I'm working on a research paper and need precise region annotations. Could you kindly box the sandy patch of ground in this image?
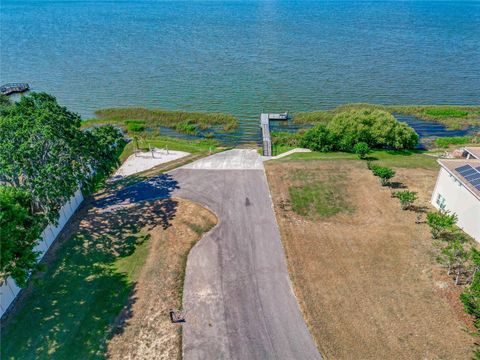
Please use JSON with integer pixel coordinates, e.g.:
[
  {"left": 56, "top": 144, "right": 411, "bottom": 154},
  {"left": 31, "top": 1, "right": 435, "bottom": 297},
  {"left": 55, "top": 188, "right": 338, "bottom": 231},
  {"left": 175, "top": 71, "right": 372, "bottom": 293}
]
[
  {"left": 265, "top": 159, "right": 475, "bottom": 359},
  {"left": 114, "top": 149, "right": 189, "bottom": 178},
  {"left": 107, "top": 199, "right": 216, "bottom": 360}
]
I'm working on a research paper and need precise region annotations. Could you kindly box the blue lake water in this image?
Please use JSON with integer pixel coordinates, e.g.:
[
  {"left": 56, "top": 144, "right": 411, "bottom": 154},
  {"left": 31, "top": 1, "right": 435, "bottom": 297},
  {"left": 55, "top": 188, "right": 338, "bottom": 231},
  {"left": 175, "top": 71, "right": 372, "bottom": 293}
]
[{"left": 1, "top": 0, "right": 479, "bottom": 142}]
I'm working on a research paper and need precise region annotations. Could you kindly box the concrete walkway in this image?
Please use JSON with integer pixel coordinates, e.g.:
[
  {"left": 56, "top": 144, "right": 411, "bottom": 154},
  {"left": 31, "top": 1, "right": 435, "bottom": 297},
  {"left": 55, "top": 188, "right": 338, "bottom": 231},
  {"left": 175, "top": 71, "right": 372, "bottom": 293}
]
[
  {"left": 261, "top": 148, "right": 311, "bottom": 161},
  {"left": 170, "top": 149, "right": 321, "bottom": 359}
]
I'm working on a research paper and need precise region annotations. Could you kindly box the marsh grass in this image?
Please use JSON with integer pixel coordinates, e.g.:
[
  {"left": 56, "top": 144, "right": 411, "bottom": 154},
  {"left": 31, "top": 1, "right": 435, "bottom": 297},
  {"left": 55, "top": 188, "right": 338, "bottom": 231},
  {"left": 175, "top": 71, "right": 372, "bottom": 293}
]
[
  {"left": 293, "top": 103, "right": 480, "bottom": 130},
  {"left": 173, "top": 122, "right": 198, "bottom": 135},
  {"left": 435, "top": 135, "right": 479, "bottom": 148},
  {"left": 87, "top": 107, "right": 238, "bottom": 134}
]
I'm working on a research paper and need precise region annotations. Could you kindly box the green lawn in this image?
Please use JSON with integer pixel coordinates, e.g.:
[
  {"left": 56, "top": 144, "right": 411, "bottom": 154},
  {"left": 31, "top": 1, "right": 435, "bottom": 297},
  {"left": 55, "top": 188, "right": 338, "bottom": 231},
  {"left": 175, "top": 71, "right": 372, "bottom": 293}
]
[
  {"left": 280, "top": 150, "right": 439, "bottom": 170},
  {"left": 288, "top": 169, "right": 353, "bottom": 218},
  {"left": 0, "top": 205, "right": 153, "bottom": 360}
]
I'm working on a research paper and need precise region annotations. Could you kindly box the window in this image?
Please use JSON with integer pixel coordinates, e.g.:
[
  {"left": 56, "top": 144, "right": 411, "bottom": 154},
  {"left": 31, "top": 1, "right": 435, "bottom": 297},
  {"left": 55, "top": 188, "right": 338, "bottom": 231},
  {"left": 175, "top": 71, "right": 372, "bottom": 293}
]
[{"left": 436, "top": 193, "right": 446, "bottom": 210}]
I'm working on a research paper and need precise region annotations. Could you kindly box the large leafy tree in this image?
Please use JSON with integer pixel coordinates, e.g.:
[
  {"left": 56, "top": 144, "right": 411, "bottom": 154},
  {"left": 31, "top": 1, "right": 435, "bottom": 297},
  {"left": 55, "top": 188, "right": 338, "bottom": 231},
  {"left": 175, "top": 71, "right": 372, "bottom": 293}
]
[
  {"left": 0, "top": 186, "right": 43, "bottom": 286},
  {"left": 84, "top": 125, "right": 124, "bottom": 182},
  {"left": 327, "top": 109, "right": 419, "bottom": 150},
  {"left": 0, "top": 93, "right": 92, "bottom": 221},
  {"left": 0, "top": 93, "right": 124, "bottom": 285},
  {"left": 299, "top": 108, "right": 419, "bottom": 152}
]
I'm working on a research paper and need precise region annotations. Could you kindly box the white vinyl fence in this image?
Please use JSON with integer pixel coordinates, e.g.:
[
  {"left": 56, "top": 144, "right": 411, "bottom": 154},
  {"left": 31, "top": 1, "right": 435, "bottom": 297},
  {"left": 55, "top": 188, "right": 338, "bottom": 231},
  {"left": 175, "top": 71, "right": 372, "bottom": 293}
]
[{"left": 0, "top": 188, "right": 84, "bottom": 318}]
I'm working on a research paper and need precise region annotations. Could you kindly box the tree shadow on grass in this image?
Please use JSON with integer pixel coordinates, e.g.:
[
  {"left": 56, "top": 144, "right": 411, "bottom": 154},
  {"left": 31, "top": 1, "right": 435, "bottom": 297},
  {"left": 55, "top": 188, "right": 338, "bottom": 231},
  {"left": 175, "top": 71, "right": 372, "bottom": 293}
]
[
  {"left": 388, "top": 181, "right": 407, "bottom": 189},
  {"left": 410, "top": 204, "right": 430, "bottom": 214},
  {"left": 0, "top": 176, "right": 180, "bottom": 360}
]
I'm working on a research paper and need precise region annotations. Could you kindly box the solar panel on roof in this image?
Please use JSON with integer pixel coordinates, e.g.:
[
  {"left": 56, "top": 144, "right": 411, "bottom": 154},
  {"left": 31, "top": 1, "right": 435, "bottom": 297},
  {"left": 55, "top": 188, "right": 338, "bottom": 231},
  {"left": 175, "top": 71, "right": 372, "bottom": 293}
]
[
  {"left": 456, "top": 165, "right": 472, "bottom": 172},
  {"left": 454, "top": 164, "right": 480, "bottom": 193},
  {"left": 462, "top": 169, "right": 477, "bottom": 177},
  {"left": 465, "top": 173, "right": 480, "bottom": 181},
  {"left": 456, "top": 165, "right": 477, "bottom": 176}
]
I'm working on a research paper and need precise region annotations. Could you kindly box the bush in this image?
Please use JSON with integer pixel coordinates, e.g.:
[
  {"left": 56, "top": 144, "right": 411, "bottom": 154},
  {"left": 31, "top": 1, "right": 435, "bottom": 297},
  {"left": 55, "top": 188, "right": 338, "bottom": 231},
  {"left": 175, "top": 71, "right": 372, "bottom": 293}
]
[
  {"left": 353, "top": 142, "right": 370, "bottom": 159},
  {"left": 393, "top": 190, "right": 418, "bottom": 210},
  {"left": 461, "top": 248, "right": 480, "bottom": 329},
  {"left": 298, "top": 108, "right": 419, "bottom": 153},
  {"left": 300, "top": 124, "right": 335, "bottom": 152},
  {"left": 0, "top": 186, "right": 43, "bottom": 286},
  {"left": 370, "top": 165, "right": 396, "bottom": 186},
  {"left": 426, "top": 211, "right": 458, "bottom": 239},
  {"left": 327, "top": 109, "right": 419, "bottom": 151}
]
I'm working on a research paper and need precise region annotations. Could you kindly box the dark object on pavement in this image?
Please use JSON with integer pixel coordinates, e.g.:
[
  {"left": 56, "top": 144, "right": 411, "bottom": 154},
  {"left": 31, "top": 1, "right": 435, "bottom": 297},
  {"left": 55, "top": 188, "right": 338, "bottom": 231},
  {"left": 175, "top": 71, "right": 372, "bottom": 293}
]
[{"left": 170, "top": 308, "right": 185, "bottom": 323}]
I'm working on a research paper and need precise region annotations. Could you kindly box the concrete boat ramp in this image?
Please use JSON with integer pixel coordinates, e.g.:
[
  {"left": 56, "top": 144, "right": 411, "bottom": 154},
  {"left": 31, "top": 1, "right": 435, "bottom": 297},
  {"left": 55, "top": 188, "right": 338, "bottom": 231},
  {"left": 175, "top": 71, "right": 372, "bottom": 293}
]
[{"left": 170, "top": 149, "right": 321, "bottom": 359}]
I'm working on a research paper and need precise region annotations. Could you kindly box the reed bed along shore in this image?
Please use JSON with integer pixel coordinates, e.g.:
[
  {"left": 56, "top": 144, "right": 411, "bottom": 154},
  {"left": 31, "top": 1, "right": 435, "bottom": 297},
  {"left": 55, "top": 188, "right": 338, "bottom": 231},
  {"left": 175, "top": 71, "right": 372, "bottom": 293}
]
[
  {"left": 84, "top": 107, "right": 238, "bottom": 134},
  {"left": 294, "top": 104, "right": 480, "bottom": 130}
]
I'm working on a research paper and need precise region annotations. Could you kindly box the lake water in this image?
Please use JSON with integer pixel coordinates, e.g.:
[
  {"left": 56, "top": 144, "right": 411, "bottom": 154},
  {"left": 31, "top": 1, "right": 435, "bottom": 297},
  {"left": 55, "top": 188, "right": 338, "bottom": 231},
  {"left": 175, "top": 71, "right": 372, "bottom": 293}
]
[{"left": 1, "top": 0, "right": 479, "bottom": 142}]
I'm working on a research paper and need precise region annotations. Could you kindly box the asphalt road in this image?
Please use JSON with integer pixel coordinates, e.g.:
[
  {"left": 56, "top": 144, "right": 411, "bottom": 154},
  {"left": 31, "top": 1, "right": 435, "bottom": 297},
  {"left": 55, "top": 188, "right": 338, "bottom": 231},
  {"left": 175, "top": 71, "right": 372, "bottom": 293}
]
[{"left": 170, "top": 150, "right": 321, "bottom": 360}]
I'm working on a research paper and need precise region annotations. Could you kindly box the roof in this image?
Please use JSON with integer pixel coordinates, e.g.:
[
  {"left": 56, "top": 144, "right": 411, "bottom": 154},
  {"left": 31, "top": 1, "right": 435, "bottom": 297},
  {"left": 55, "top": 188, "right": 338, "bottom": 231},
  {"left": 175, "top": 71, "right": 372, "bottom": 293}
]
[
  {"left": 438, "top": 158, "right": 480, "bottom": 201},
  {"left": 464, "top": 147, "right": 480, "bottom": 160}
]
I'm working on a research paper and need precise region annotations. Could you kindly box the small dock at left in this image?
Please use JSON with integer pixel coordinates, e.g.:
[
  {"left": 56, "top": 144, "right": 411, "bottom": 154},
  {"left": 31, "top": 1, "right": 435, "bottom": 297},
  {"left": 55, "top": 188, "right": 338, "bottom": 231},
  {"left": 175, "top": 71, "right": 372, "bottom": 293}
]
[{"left": 0, "top": 83, "right": 30, "bottom": 96}]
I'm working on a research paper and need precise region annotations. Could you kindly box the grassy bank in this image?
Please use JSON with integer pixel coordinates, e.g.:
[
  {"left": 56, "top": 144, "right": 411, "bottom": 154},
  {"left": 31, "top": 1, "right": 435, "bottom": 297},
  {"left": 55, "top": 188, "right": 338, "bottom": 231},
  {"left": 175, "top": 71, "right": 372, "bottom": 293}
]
[
  {"left": 84, "top": 107, "right": 238, "bottom": 135},
  {"left": 276, "top": 149, "right": 439, "bottom": 170},
  {"left": 434, "top": 135, "right": 480, "bottom": 148},
  {"left": 288, "top": 169, "right": 353, "bottom": 218},
  {"left": 294, "top": 103, "right": 480, "bottom": 130}
]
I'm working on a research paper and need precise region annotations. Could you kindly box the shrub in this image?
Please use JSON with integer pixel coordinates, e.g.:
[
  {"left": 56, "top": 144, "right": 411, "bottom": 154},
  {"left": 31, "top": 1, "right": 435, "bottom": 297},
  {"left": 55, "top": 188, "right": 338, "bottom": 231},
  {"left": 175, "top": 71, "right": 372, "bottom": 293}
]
[
  {"left": 299, "top": 124, "right": 335, "bottom": 152},
  {"left": 426, "top": 210, "right": 458, "bottom": 239},
  {"left": 370, "top": 165, "right": 396, "bottom": 186},
  {"left": 0, "top": 186, "right": 43, "bottom": 286},
  {"left": 353, "top": 142, "right": 370, "bottom": 159},
  {"left": 327, "top": 109, "right": 419, "bottom": 150},
  {"left": 393, "top": 190, "right": 418, "bottom": 210},
  {"left": 461, "top": 247, "right": 480, "bottom": 329}
]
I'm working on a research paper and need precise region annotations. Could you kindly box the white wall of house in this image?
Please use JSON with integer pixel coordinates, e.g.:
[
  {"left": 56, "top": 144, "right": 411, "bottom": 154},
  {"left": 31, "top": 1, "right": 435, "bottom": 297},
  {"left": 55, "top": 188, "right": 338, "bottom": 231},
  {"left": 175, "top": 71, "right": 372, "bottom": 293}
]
[
  {"left": 431, "top": 167, "right": 480, "bottom": 242},
  {"left": 0, "top": 188, "right": 84, "bottom": 318}
]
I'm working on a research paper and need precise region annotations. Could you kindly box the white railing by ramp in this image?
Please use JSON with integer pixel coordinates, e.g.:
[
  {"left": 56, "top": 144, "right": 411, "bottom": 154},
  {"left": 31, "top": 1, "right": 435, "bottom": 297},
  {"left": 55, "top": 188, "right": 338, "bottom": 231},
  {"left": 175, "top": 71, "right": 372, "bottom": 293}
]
[{"left": 0, "top": 189, "right": 84, "bottom": 318}]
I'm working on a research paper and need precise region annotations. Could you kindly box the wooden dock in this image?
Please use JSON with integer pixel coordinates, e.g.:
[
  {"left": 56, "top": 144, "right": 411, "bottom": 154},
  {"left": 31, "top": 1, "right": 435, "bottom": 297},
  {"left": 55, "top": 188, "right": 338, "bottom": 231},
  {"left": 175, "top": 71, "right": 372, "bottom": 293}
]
[
  {"left": 261, "top": 114, "right": 271, "bottom": 156},
  {"left": 260, "top": 112, "right": 289, "bottom": 156},
  {"left": 0, "top": 83, "right": 29, "bottom": 96}
]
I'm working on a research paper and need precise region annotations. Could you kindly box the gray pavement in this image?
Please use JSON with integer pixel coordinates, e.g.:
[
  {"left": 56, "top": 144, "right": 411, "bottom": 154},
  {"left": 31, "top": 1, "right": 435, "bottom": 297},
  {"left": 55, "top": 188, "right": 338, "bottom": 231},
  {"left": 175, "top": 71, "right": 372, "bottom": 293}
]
[{"left": 170, "top": 150, "right": 321, "bottom": 360}]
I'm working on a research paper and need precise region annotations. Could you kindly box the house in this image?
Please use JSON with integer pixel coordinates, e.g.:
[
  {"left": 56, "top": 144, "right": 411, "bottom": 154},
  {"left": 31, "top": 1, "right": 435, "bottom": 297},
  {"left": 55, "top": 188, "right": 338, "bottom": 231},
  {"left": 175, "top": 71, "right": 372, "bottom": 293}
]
[{"left": 431, "top": 147, "right": 480, "bottom": 242}]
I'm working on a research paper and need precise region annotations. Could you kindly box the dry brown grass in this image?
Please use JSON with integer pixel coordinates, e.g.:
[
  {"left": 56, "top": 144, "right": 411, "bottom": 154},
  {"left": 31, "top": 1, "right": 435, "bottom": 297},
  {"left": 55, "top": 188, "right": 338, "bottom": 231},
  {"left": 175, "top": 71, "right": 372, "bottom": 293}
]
[
  {"left": 265, "top": 159, "right": 475, "bottom": 359},
  {"left": 107, "top": 200, "right": 216, "bottom": 360}
]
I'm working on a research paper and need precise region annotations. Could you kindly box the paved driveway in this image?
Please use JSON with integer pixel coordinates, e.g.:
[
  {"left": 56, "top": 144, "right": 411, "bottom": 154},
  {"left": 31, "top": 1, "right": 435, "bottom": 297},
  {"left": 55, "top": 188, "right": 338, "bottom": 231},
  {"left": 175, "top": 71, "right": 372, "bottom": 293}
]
[{"left": 169, "top": 150, "right": 321, "bottom": 360}]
